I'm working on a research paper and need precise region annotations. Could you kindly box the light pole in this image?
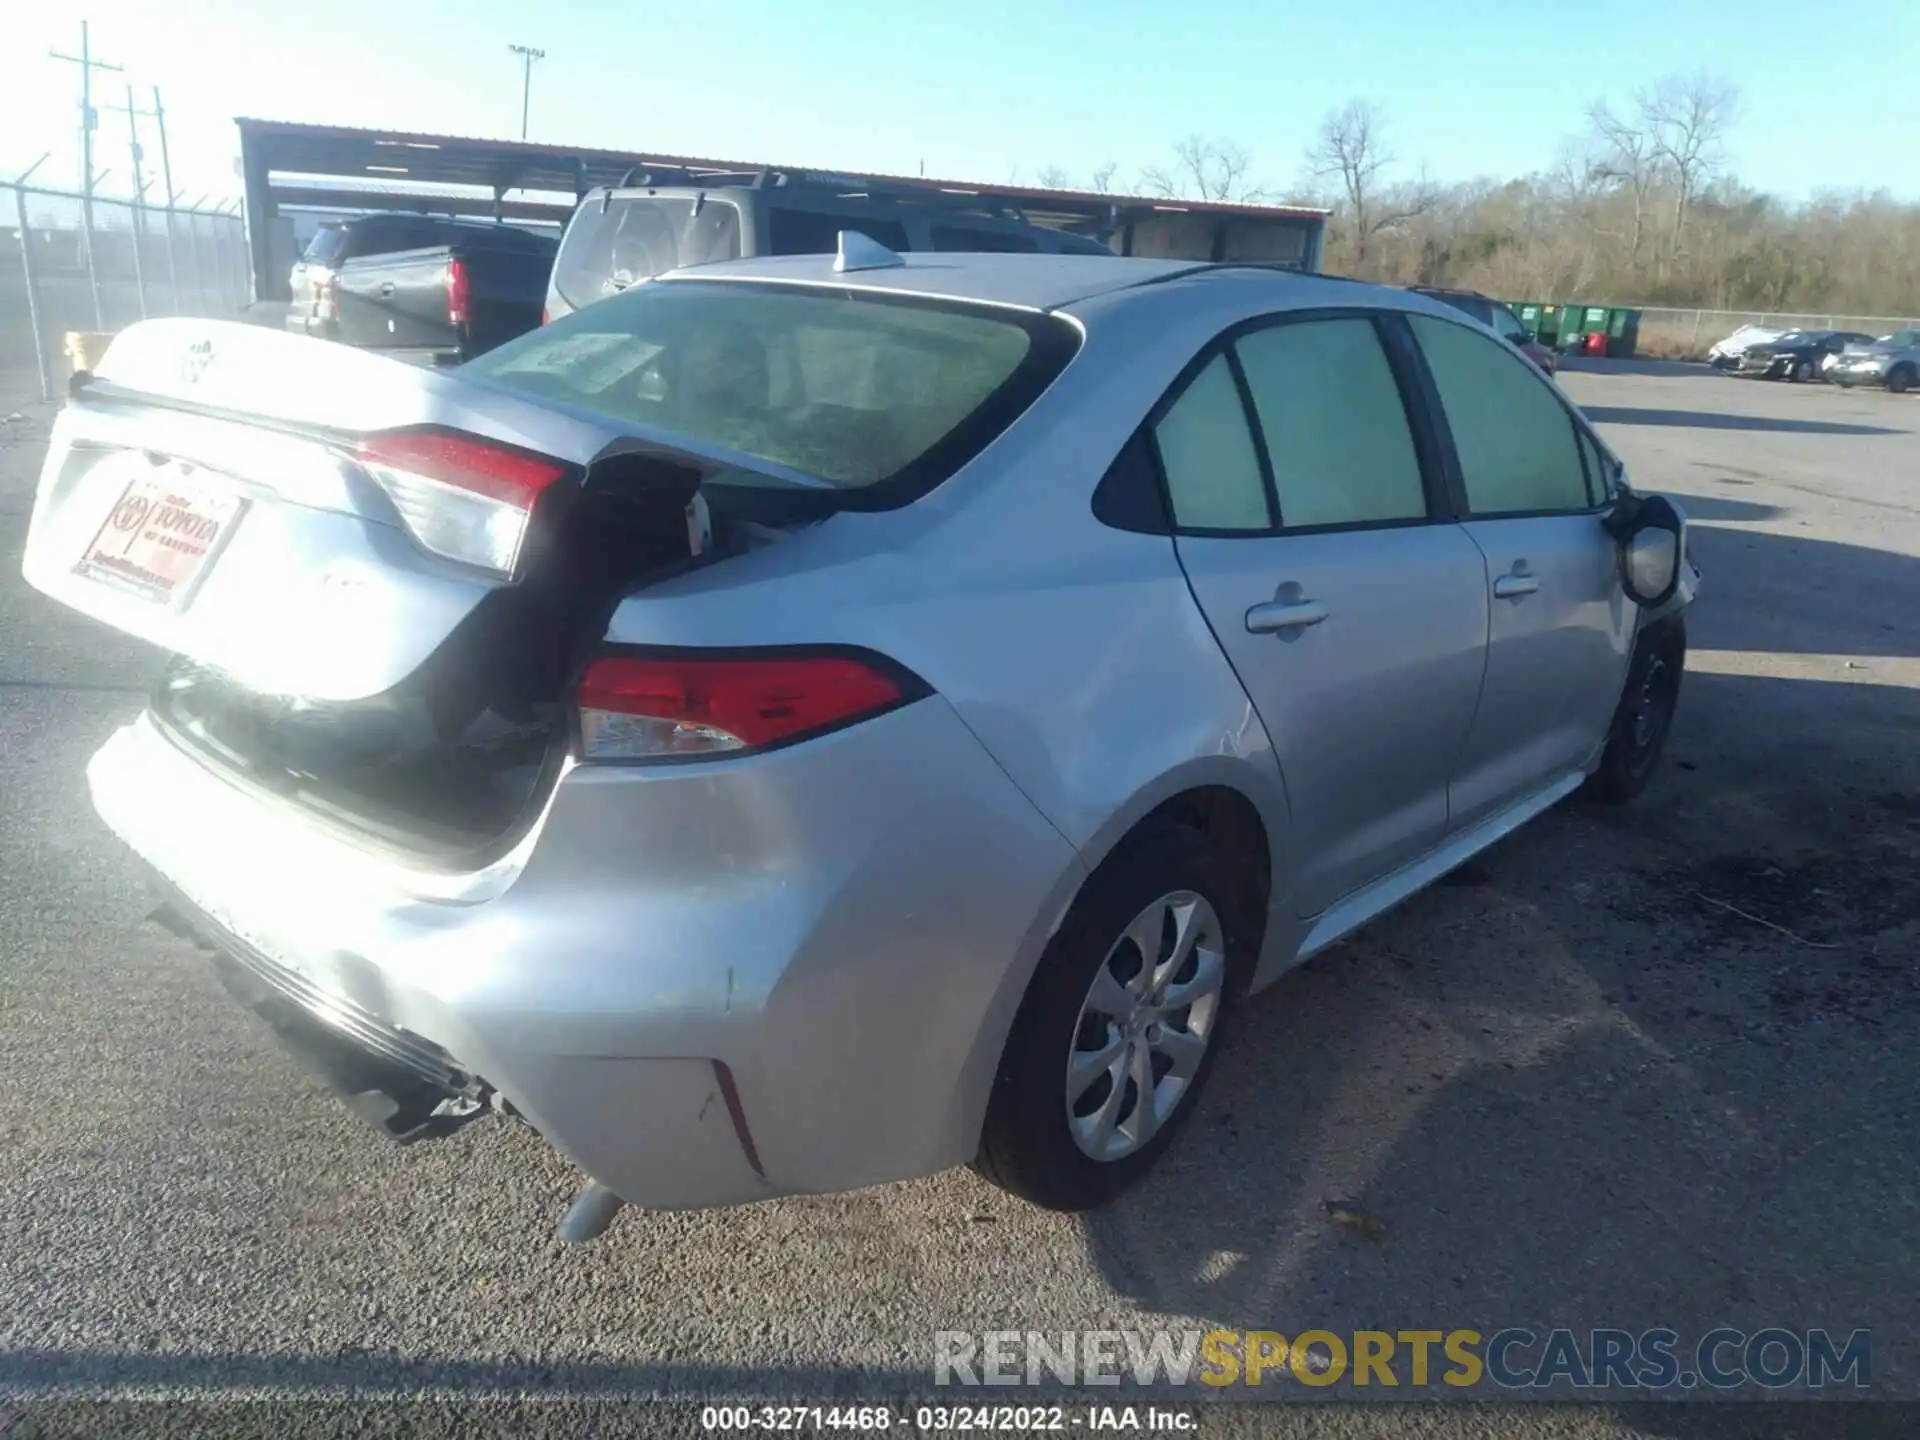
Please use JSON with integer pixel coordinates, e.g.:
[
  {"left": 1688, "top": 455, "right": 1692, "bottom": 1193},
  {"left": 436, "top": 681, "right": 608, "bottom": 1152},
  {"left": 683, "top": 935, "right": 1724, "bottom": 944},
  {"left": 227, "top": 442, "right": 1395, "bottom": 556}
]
[{"left": 508, "top": 44, "right": 545, "bottom": 141}]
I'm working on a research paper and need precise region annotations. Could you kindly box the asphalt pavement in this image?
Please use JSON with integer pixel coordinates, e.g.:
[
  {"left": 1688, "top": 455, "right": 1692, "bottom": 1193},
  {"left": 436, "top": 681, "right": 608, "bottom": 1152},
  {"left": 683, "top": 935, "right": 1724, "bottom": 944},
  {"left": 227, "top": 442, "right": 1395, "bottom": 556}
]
[{"left": 1, "top": 361, "right": 1916, "bottom": 1431}]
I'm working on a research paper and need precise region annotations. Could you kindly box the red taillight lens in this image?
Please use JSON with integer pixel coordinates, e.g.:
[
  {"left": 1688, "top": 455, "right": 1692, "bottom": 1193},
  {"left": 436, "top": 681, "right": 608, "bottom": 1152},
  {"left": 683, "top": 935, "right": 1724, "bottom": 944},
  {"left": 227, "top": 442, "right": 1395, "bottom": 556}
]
[
  {"left": 541, "top": 304, "right": 551, "bottom": 326},
  {"left": 574, "top": 652, "right": 916, "bottom": 761},
  {"left": 355, "top": 429, "right": 568, "bottom": 575},
  {"left": 447, "top": 256, "right": 471, "bottom": 327}
]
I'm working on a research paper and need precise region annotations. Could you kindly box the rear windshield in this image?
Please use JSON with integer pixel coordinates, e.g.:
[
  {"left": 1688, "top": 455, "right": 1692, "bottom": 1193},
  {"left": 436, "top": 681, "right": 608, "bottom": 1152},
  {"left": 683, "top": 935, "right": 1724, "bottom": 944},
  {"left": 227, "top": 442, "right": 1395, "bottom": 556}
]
[
  {"left": 553, "top": 197, "right": 743, "bottom": 308},
  {"left": 464, "top": 279, "right": 1078, "bottom": 502}
]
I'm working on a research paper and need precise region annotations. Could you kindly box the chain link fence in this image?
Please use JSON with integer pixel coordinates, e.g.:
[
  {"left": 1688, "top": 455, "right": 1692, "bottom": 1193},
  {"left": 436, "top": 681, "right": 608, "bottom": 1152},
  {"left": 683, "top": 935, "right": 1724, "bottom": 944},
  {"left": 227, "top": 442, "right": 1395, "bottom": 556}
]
[
  {"left": 1630, "top": 307, "right": 1920, "bottom": 359},
  {"left": 2, "top": 182, "right": 251, "bottom": 402}
]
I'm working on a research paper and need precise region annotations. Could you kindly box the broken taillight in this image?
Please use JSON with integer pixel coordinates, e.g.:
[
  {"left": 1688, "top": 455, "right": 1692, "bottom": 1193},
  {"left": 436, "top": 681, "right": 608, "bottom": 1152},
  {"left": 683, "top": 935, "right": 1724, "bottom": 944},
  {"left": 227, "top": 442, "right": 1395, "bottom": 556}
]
[
  {"left": 574, "top": 650, "right": 922, "bottom": 762},
  {"left": 355, "top": 429, "right": 568, "bottom": 577}
]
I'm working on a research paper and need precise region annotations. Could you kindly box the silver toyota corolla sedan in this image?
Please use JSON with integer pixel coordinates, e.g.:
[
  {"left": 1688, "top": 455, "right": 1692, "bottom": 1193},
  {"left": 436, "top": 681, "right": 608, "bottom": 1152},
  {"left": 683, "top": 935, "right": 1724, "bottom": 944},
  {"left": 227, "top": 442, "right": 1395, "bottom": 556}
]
[{"left": 23, "top": 243, "right": 1697, "bottom": 1235}]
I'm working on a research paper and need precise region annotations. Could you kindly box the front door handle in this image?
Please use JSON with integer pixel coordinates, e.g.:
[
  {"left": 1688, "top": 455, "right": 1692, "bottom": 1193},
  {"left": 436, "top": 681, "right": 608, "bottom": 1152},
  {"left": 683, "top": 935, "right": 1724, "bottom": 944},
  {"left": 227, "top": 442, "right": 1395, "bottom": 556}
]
[
  {"left": 1493, "top": 573, "right": 1540, "bottom": 599},
  {"left": 1246, "top": 598, "right": 1329, "bottom": 634}
]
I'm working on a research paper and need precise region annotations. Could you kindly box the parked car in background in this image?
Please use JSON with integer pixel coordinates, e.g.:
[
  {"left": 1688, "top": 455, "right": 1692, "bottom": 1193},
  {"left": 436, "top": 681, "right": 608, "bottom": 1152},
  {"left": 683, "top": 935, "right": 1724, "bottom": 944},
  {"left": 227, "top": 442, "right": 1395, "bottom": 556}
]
[
  {"left": 1728, "top": 330, "right": 1877, "bottom": 382},
  {"left": 23, "top": 250, "right": 1697, "bottom": 1226},
  {"left": 1829, "top": 330, "right": 1920, "bottom": 394},
  {"left": 544, "top": 167, "right": 1112, "bottom": 322},
  {"left": 1411, "top": 288, "right": 1557, "bottom": 376},
  {"left": 1707, "top": 324, "right": 1783, "bottom": 369},
  {"left": 290, "top": 214, "right": 558, "bottom": 362}
]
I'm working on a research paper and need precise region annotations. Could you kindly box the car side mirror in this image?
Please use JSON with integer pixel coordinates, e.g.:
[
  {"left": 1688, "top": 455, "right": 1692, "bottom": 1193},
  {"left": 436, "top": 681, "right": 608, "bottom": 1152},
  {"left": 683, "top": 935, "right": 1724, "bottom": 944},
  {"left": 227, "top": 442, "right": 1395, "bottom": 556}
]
[{"left": 1604, "top": 492, "right": 1685, "bottom": 608}]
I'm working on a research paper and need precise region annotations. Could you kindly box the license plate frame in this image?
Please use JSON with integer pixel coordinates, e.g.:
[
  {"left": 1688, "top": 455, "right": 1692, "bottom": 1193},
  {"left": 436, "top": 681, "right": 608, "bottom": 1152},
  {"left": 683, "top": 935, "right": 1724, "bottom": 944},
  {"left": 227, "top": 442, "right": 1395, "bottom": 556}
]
[{"left": 74, "top": 465, "right": 248, "bottom": 610}]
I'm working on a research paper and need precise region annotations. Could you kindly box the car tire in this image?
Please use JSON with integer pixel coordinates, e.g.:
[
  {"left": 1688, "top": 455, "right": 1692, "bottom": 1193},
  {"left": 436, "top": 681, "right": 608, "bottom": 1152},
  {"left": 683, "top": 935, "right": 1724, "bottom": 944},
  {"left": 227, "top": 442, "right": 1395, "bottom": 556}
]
[
  {"left": 1790, "top": 359, "right": 1813, "bottom": 382},
  {"left": 974, "top": 823, "right": 1249, "bottom": 1211},
  {"left": 1582, "top": 617, "right": 1686, "bottom": 805},
  {"left": 1889, "top": 366, "right": 1915, "bottom": 395}
]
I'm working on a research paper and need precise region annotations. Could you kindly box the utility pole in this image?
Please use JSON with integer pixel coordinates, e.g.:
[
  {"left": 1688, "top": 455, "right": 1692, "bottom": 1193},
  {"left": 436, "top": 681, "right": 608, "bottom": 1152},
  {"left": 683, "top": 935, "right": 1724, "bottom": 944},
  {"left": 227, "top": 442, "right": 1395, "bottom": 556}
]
[
  {"left": 508, "top": 44, "right": 545, "bottom": 141},
  {"left": 151, "top": 88, "right": 181, "bottom": 310},
  {"left": 108, "top": 83, "right": 157, "bottom": 317},
  {"left": 50, "top": 20, "right": 123, "bottom": 328}
]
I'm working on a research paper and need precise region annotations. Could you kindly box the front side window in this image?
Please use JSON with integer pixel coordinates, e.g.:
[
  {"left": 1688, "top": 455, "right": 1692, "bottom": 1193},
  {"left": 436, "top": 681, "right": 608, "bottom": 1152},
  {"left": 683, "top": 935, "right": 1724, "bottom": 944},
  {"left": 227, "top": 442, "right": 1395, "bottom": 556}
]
[
  {"left": 1491, "top": 306, "right": 1529, "bottom": 342},
  {"left": 1151, "top": 354, "right": 1271, "bottom": 531},
  {"left": 1232, "top": 318, "right": 1428, "bottom": 529},
  {"left": 464, "top": 280, "right": 1073, "bottom": 496},
  {"left": 1410, "top": 314, "right": 1591, "bottom": 516}
]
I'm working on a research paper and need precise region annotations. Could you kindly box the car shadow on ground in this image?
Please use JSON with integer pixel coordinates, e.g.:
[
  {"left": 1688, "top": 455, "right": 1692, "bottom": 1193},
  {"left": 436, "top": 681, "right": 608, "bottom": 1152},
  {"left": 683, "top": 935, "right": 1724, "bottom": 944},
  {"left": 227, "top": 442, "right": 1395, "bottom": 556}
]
[
  {"left": 1580, "top": 407, "right": 1905, "bottom": 437},
  {"left": 1080, "top": 658, "right": 1920, "bottom": 1396}
]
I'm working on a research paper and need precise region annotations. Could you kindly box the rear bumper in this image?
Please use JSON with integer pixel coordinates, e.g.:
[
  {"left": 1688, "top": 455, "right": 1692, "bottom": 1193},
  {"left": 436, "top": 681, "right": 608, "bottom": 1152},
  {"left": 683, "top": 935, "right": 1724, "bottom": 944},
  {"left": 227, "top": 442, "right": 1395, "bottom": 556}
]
[{"left": 89, "top": 699, "right": 1081, "bottom": 1210}]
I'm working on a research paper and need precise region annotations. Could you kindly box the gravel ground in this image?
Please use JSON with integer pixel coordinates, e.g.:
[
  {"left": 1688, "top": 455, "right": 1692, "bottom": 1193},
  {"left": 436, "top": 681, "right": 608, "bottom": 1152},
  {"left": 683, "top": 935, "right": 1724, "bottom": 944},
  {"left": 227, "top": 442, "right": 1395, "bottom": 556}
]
[{"left": 0, "top": 359, "right": 1915, "bottom": 1433}]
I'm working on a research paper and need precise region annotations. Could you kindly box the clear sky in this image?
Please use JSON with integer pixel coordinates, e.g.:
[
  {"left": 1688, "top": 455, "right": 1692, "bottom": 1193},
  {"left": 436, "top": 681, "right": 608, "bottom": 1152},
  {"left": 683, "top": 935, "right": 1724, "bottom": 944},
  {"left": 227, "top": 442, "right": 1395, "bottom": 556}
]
[{"left": 6, "top": 0, "right": 1916, "bottom": 206}]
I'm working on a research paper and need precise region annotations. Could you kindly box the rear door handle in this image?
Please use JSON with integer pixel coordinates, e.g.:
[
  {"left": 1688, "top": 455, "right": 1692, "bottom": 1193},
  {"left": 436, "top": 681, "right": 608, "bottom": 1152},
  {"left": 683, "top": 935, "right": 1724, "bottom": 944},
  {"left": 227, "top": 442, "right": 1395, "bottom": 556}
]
[
  {"left": 1493, "top": 574, "right": 1539, "bottom": 599},
  {"left": 1246, "top": 599, "right": 1329, "bottom": 634}
]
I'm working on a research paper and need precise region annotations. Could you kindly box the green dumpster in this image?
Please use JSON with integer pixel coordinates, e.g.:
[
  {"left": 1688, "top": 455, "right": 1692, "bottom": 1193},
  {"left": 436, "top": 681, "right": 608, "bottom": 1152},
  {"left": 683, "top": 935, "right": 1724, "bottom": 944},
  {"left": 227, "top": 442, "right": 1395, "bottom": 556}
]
[
  {"left": 1514, "top": 302, "right": 1545, "bottom": 341},
  {"left": 1562, "top": 305, "right": 1612, "bottom": 351},
  {"left": 1533, "top": 303, "right": 1569, "bottom": 347},
  {"left": 1605, "top": 308, "right": 1641, "bottom": 358}
]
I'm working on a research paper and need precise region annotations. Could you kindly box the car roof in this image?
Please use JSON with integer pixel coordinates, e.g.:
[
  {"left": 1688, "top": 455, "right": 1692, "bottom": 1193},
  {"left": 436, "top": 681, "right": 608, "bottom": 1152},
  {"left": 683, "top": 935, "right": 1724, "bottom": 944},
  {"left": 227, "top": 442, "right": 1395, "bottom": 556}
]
[{"left": 653, "top": 251, "right": 1384, "bottom": 314}]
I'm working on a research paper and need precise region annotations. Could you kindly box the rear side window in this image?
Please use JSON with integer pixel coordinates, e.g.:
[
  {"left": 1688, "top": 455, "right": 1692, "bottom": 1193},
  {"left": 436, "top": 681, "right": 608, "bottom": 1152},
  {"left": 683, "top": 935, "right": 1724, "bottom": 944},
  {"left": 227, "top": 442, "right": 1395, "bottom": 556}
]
[
  {"left": 930, "top": 226, "right": 1039, "bottom": 253},
  {"left": 463, "top": 280, "right": 1077, "bottom": 499},
  {"left": 1411, "top": 314, "right": 1591, "bottom": 516},
  {"left": 767, "top": 208, "right": 910, "bottom": 256},
  {"left": 553, "top": 198, "right": 743, "bottom": 308},
  {"left": 1152, "top": 355, "right": 1271, "bottom": 531},
  {"left": 1233, "top": 319, "right": 1427, "bottom": 529}
]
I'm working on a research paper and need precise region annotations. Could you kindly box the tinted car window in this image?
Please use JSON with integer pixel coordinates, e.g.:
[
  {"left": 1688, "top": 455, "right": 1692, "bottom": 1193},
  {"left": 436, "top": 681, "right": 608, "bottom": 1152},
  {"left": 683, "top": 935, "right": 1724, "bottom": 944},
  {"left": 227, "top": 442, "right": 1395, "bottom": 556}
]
[
  {"left": 1233, "top": 319, "right": 1427, "bottom": 529},
  {"left": 465, "top": 280, "right": 1069, "bottom": 494},
  {"left": 553, "top": 197, "right": 743, "bottom": 308},
  {"left": 1411, "top": 314, "right": 1590, "bottom": 516},
  {"left": 1152, "top": 354, "right": 1271, "bottom": 532},
  {"left": 1490, "top": 306, "right": 1529, "bottom": 342},
  {"left": 767, "top": 208, "right": 910, "bottom": 256},
  {"left": 300, "top": 226, "right": 346, "bottom": 267},
  {"left": 929, "top": 225, "right": 1040, "bottom": 253}
]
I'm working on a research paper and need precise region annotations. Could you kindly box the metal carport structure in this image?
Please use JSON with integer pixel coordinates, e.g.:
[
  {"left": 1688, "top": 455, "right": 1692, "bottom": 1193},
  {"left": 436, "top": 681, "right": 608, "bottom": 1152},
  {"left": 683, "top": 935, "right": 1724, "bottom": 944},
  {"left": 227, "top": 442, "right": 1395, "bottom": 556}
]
[{"left": 237, "top": 118, "right": 1329, "bottom": 302}]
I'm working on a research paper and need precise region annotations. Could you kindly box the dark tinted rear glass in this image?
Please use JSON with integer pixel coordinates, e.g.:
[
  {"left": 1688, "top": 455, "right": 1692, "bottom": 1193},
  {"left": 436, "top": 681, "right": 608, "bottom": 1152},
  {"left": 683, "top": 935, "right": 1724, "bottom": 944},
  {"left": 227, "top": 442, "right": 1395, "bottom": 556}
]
[
  {"left": 767, "top": 208, "right": 909, "bottom": 256},
  {"left": 929, "top": 225, "right": 1040, "bottom": 253},
  {"left": 553, "top": 197, "right": 742, "bottom": 308},
  {"left": 1426, "top": 291, "right": 1493, "bottom": 326}
]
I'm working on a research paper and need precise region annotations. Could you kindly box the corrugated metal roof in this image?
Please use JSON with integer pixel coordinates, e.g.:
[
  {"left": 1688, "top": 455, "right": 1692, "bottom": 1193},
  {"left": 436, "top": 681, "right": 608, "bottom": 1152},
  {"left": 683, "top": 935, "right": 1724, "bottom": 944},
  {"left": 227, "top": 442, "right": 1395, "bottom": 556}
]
[{"left": 235, "top": 118, "right": 1331, "bottom": 223}]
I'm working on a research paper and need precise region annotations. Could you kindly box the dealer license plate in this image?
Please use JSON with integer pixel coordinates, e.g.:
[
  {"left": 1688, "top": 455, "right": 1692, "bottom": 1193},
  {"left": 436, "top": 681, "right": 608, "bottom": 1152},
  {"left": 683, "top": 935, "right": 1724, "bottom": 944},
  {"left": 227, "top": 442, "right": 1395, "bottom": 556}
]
[{"left": 74, "top": 467, "right": 246, "bottom": 608}]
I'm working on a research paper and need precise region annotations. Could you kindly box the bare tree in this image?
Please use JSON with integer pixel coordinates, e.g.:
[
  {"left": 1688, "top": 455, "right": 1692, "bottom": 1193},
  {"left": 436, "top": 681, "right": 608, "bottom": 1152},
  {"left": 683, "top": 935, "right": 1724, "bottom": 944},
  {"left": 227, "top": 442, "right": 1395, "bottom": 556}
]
[
  {"left": 1643, "top": 73, "right": 1739, "bottom": 248},
  {"left": 1090, "top": 161, "right": 1118, "bottom": 194},
  {"left": 1141, "top": 135, "right": 1263, "bottom": 203},
  {"left": 1306, "top": 100, "right": 1430, "bottom": 272},
  {"left": 1586, "top": 99, "right": 1660, "bottom": 265},
  {"left": 1035, "top": 164, "right": 1072, "bottom": 190}
]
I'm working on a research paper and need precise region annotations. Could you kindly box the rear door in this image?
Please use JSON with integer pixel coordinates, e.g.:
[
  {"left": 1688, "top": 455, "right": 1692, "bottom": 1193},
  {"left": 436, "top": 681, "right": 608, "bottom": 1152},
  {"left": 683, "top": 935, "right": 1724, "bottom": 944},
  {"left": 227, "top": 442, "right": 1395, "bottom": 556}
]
[
  {"left": 1160, "top": 310, "right": 1491, "bottom": 917},
  {"left": 1404, "top": 312, "right": 1633, "bottom": 829}
]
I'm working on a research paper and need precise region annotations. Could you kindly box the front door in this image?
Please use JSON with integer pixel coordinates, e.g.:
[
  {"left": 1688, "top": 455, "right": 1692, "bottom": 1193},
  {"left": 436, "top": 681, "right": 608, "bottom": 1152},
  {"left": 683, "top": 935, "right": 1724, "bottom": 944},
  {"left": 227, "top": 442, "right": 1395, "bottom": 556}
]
[
  {"left": 1157, "top": 313, "right": 1492, "bottom": 917},
  {"left": 1404, "top": 313, "right": 1636, "bottom": 829}
]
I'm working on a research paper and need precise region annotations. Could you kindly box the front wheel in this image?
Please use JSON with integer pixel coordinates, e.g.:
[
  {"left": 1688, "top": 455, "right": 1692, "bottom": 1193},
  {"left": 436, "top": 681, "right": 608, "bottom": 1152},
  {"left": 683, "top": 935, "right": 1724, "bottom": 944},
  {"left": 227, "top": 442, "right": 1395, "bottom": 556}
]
[
  {"left": 1583, "top": 619, "right": 1686, "bottom": 805},
  {"left": 1791, "top": 360, "right": 1814, "bottom": 383},
  {"left": 974, "top": 824, "right": 1247, "bottom": 1211},
  {"left": 1889, "top": 366, "right": 1915, "bottom": 395}
]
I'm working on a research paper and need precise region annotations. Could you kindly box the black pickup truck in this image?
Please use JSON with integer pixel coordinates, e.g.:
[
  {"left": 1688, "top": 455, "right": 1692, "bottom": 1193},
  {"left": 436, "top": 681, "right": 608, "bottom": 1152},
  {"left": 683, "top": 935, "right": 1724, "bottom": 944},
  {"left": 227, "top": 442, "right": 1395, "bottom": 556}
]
[{"left": 288, "top": 215, "right": 558, "bottom": 365}]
